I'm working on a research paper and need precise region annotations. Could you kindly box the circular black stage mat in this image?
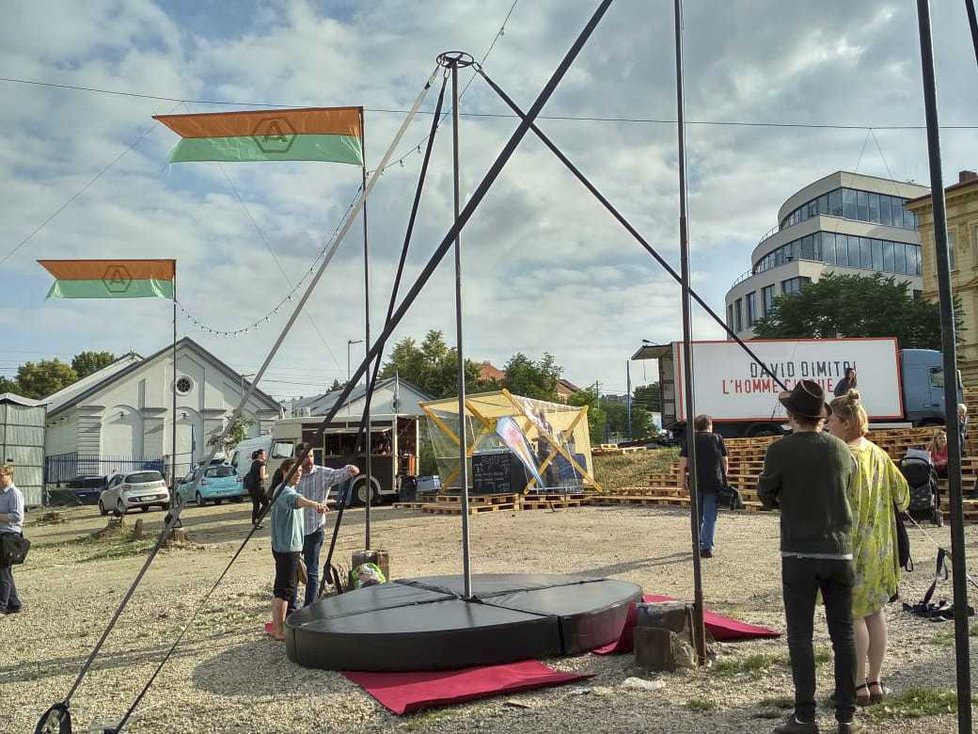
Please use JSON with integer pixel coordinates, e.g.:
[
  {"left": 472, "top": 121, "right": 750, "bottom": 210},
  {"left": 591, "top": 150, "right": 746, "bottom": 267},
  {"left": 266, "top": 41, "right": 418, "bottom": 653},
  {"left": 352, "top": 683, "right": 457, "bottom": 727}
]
[{"left": 286, "top": 573, "right": 642, "bottom": 671}]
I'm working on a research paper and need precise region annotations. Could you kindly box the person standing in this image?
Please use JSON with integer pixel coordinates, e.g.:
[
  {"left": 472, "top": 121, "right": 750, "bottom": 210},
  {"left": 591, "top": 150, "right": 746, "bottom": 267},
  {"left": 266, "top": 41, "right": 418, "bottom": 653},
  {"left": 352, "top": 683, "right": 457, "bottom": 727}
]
[
  {"left": 678, "top": 414, "right": 728, "bottom": 558},
  {"left": 294, "top": 445, "right": 359, "bottom": 606},
  {"left": 957, "top": 403, "right": 968, "bottom": 457},
  {"left": 0, "top": 464, "right": 25, "bottom": 615},
  {"left": 828, "top": 390, "right": 910, "bottom": 707},
  {"left": 757, "top": 380, "right": 861, "bottom": 734},
  {"left": 246, "top": 449, "right": 269, "bottom": 528},
  {"left": 834, "top": 368, "right": 857, "bottom": 398},
  {"left": 268, "top": 458, "right": 328, "bottom": 641}
]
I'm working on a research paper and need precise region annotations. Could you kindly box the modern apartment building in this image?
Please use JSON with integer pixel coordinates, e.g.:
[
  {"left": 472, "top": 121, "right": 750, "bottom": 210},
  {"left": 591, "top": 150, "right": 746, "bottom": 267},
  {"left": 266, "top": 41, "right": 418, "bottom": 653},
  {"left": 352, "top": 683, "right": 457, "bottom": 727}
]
[{"left": 724, "top": 172, "right": 929, "bottom": 339}]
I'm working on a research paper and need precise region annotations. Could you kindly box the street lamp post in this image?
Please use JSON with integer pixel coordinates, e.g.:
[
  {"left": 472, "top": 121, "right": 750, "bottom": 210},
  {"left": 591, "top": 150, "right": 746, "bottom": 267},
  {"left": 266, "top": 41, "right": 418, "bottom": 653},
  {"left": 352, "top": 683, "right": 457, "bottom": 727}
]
[{"left": 347, "top": 339, "right": 364, "bottom": 416}]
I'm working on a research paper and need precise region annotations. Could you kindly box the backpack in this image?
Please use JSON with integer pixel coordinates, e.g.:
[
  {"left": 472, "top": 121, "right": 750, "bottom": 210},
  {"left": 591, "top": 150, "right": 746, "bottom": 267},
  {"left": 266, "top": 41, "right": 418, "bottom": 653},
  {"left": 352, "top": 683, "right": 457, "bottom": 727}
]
[
  {"left": 903, "top": 548, "right": 975, "bottom": 620},
  {"left": 0, "top": 532, "right": 30, "bottom": 565},
  {"left": 348, "top": 562, "right": 386, "bottom": 589},
  {"left": 895, "top": 508, "right": 912, "bottom": 571}
]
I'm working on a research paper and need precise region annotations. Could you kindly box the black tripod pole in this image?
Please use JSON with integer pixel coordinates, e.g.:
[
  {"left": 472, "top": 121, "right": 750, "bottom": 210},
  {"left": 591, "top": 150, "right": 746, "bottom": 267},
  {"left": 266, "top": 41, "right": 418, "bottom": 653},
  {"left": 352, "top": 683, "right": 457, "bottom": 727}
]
[
  {"left": 674, "top": 0, "right": 707, "bottom": 666},
  {"left": 967, "top": 0, "right": 978, "bottom": 70},
  {"left": 915, "top": 3, "right": 972, "bottom": 731},
  {"left": 438, "top": 51, "right": 475, "bottom": 598}
]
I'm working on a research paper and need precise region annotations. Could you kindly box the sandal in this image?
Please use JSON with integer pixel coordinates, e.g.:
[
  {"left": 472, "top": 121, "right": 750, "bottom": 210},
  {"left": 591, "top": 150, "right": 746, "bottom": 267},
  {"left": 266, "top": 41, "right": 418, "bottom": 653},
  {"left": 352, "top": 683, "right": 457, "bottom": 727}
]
[
  {"left": 868, "top": 680, "right": 887, "bottom": 704},
  {"left": 856, "top": 682, "right": 871, "bottom": 707}
]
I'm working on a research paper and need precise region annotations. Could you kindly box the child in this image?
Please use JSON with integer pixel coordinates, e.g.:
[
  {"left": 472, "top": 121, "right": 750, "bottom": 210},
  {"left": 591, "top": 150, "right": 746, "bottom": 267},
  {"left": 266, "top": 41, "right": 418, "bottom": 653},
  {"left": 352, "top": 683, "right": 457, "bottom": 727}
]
[{"left": 268, "top": 458, "right": 328, "bottom": 641}]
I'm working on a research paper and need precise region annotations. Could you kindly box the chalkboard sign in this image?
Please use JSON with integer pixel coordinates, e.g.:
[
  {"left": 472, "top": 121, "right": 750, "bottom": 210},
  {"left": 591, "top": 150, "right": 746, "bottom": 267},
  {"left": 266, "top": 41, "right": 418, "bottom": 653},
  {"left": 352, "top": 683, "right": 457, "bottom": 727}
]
[{"left": 472, "top": 452, "right": 511, "bottom": 494}]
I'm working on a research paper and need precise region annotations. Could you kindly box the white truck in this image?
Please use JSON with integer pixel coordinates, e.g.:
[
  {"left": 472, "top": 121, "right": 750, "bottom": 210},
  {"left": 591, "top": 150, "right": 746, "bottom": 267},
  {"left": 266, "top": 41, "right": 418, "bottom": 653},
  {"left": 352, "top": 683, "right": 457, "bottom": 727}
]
[{"left": 632, "top": 337, "right": 954, "bottom": 438}]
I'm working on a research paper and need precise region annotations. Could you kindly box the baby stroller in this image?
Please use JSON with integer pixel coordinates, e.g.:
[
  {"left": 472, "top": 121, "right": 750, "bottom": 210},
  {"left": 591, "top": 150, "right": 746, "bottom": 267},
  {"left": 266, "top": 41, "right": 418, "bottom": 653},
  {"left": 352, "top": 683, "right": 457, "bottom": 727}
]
[{"left": 898, "top": 453, "right": 943, "bottom": 527}]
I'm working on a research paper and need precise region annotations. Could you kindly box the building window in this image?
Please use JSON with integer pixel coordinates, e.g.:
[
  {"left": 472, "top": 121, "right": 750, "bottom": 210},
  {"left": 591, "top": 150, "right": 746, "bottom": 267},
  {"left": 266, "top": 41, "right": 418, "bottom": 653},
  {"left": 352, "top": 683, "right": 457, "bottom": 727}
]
[
  {"left": 746, "top": 291, "right": 758, "bottom": 326},
  {"left": 781, "top": 277, "right": 811, "bottom": 295},
  {"left": 734, "top": 298, "right": 743, "bottom": 332},
  {"left": 727, "top": 304, "right": 734, "bottom": 330},
  {"left": 780, "top": 187, "right": 917, "bottom": 232},
  {"left": 175, "top": 376, "right": 194, "bottom": 395},
  {"left": 762, "top": 284, "right": 776, "bottom": 315}
]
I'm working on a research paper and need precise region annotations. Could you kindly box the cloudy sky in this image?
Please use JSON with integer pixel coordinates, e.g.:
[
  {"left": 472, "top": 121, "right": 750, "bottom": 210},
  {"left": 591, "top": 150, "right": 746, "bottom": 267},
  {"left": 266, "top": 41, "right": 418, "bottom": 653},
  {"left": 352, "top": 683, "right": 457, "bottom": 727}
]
[{"left": 2, "top": 0, "right": 978, "bottom": 400}]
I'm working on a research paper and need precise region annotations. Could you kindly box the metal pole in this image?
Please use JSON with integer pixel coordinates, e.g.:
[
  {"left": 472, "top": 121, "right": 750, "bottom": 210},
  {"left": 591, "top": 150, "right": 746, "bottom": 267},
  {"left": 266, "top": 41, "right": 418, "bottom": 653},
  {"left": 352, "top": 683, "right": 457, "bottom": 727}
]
[
  {"left": 966, "top": 0, "right": 978, "bottom": 69},
  {"left": 626, "top": 360, "right": 632, "bottom": 441},
  {"left": 171, "top": 277, "right": 177, "bottom": 490},
  {"left": 673, "top": 0, "right": 707, "bottom": 666},
  {"left": 448, "top": 56, "right": 473, "bottom": 598},
  {"left": 915, "top": 3, "right": 972, "bottom": 730},
  {"left": 361, "top": 109, "right": 373, "bottom": 551}
]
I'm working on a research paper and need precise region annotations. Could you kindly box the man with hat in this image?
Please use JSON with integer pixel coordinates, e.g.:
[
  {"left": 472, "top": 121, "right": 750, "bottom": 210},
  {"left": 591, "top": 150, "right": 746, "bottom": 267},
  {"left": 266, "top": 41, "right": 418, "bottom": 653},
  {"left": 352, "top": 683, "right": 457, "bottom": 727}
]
[{"left": 758, "top": 380, "right": 860, "bottom": 734}]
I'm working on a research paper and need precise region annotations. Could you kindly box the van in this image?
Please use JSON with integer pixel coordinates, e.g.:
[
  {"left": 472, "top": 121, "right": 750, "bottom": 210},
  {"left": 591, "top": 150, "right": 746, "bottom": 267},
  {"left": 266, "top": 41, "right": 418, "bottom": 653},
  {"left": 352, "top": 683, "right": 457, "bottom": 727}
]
[{"left": 228, "top": 434, "right": 295, "bottom": 483}]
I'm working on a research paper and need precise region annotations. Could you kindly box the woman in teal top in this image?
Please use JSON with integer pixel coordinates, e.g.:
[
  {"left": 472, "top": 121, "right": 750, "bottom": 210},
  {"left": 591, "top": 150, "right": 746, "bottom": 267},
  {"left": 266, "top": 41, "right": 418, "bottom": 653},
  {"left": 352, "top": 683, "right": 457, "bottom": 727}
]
[{"left": 268, "top": 458, "right": 328, "bottom": 641}]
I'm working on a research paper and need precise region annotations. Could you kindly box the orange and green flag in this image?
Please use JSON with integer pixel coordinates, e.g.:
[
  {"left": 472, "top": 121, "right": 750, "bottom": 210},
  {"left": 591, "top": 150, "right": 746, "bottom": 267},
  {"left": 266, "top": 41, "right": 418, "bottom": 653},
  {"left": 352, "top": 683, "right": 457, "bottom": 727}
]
[
  {"left": 38, "top": 259, "right": 176, "bottom": 299},
  {"left": 154, "top": 107, "right": 363, "bottom": 165}
]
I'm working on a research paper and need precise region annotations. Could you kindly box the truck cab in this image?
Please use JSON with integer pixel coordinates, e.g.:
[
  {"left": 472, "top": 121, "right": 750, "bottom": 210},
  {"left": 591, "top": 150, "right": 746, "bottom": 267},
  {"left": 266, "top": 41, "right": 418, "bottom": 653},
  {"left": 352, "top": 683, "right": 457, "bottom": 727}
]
[{"left": 900, "top": 349, "right": 962, "bottom": 426}]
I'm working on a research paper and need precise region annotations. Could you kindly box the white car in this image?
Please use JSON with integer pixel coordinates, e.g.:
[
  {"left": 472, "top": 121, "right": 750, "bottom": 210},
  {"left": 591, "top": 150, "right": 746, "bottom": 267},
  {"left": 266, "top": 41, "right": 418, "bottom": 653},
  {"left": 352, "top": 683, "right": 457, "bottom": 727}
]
[{"left": 98, "top": 470, "right": 171, "bottom": 516}]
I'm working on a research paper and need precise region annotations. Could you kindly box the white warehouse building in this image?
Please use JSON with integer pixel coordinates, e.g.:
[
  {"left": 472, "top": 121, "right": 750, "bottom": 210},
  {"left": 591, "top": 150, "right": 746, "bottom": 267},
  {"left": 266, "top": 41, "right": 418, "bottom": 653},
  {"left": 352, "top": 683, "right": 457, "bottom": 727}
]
[{"left": 725, "top": 171, "right": 929, "bottom": 340}]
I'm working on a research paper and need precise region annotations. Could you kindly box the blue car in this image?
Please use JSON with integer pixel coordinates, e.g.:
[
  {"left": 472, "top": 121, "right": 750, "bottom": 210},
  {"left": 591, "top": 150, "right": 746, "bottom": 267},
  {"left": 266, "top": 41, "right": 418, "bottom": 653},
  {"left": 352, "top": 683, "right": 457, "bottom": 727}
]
[{"left": 176, "top": 464, "right": 246, "bottom": 506}]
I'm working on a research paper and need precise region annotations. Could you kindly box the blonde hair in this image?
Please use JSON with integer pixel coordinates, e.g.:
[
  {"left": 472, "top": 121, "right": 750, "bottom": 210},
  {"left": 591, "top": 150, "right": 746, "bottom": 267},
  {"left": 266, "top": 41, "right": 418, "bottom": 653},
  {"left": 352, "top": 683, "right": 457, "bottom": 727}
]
[
  {"left": 927, "top": 429, "right": 947, "bottom": 453},
  {"left": 0, "top": 463, "right": 14, "bottom": 479},
  {"left": 829, "top": 389, "right": 869, "bottom": 439}
]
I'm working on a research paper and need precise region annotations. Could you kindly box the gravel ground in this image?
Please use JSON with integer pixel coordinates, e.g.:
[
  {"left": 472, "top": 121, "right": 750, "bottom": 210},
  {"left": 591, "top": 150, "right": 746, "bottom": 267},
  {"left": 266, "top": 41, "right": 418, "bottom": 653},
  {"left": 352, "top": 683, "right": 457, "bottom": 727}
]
[{"left": 1, "top": 502, "right": 975, "bottom": 733}]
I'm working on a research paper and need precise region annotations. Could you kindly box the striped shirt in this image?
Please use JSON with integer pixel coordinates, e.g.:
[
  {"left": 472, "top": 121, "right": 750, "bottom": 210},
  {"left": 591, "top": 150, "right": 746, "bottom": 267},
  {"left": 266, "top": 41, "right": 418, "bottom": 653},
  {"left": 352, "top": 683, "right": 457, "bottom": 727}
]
[
  {"left": 0, "top": 484, "right": 24, "bottom": 534},
  {"left": 297, "top": 465, "right": 355, "bottom": 536}
]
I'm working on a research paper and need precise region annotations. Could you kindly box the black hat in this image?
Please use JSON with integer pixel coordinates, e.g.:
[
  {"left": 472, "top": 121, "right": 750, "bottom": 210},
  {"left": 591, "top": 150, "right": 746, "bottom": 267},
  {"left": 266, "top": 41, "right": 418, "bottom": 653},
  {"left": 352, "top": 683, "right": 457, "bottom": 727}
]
[{"left": 779, "top": 380, "right": 831, "bottom": 420}]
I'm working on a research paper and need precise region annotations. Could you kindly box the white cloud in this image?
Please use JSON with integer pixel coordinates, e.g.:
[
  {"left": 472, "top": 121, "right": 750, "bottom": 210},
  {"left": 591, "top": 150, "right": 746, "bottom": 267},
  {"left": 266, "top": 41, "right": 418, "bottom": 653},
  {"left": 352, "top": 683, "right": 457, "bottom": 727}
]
[{"left": 2, "top": 0, "right": 977, "bottom": 399}]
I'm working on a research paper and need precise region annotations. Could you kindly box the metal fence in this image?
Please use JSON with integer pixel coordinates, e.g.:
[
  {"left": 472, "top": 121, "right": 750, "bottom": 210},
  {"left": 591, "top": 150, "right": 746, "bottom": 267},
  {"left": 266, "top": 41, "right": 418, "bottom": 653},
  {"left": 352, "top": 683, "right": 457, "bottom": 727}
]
[{"left": 44, "top": 453, "right": 166, "bottom": 485}]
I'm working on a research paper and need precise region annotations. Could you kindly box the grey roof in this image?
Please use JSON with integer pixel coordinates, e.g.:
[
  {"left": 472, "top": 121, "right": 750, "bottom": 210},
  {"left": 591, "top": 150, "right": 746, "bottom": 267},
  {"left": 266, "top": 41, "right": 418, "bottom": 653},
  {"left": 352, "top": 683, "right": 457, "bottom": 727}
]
[
  {"left": 0, "top": 393, "right": 46, "bottom": 407},
  {"left": 47, "top": 337, "right": 281, "bottom": 418},
  {"left": 296, "top": 377, "right": 431, "bottom": 415}
]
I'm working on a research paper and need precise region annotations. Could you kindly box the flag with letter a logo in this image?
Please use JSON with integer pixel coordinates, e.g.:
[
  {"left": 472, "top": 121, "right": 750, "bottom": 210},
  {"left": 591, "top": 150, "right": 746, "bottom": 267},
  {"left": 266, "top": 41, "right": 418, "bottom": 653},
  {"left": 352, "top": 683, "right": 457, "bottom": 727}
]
[
  {"left": 38, "top": 259, "right": 176, "bottom": 299},
  {"left": 154, "top": 107, "right": 363, "bottom": 165}
]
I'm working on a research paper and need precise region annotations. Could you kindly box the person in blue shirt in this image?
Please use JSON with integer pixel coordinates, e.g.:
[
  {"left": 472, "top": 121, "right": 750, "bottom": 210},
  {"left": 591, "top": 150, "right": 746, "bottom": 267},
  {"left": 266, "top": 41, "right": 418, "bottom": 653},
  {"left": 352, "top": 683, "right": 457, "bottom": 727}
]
[
  {"left": 268, "top": 458, "right": 331, "bottom": 641},
  {"left": 0, "top": 464, "right": 25, "bottom": 615}
]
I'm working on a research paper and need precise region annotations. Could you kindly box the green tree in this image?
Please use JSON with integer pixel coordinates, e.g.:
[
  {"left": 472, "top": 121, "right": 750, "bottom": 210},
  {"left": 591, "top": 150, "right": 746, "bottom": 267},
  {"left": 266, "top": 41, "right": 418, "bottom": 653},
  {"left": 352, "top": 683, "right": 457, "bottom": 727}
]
[
  {"left": 752, "top": 273, "right": 958, "bottom": 350},
  {"left": 632, "top": 382, "right": 660, "bottom": 413},
  {"left": 502, "top": 352, "right": 562, "bottom": 400},
  {"left": 15, "top": 359, "right": 77, "bottom": 399},
  {"left": 0, "top": 376, "right": 20, "bottom": 394},
  {"left": 379, "top": 330, "right": 484, "bottom": 398},
  {"left": 568, "top": 386, "right": 606, "bottom": 444},
  {"left": 207, "top": 413, "right": 255, "bottom": 456},
  {"left": 71, "top": 350, "right": 116, "bottom": 378}
]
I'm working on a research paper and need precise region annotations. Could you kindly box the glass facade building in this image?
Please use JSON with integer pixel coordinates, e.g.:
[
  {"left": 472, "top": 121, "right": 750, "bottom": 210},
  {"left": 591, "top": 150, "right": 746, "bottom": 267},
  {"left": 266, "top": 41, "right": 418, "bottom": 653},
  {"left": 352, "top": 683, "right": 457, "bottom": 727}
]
[{"left": 723, "top": 172, "right": 928, "bottom": 339}]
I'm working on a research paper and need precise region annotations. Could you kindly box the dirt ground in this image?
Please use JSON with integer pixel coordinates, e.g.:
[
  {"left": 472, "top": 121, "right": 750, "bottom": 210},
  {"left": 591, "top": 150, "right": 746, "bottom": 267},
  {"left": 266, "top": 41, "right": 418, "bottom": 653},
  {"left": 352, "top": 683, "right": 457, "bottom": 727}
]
[{"left": 1, "top": 501, "right": 975, "bottom": 733}]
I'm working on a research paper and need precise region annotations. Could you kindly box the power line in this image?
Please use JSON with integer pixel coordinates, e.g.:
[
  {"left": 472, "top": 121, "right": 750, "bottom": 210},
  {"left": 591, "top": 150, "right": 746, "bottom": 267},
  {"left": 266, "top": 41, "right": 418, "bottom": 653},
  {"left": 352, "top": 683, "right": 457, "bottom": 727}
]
[{"left": 5, "top": 74, "right": 978, "bottom": 131}]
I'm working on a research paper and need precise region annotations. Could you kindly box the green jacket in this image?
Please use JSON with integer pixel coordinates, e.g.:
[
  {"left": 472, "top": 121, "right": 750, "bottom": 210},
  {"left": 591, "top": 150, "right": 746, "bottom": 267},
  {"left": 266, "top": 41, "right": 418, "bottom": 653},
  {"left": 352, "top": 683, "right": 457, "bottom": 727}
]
[{"left": 757, "top": 431, "right": 856, "bottom": 556}]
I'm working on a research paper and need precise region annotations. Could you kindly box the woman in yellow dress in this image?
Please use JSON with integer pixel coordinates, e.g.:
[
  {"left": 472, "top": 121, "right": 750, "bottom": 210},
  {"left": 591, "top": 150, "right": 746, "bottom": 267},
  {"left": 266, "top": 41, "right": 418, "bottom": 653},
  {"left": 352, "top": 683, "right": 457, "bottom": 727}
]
[{"left": 827, "top": 390, "right": 910, "bottom": 706}]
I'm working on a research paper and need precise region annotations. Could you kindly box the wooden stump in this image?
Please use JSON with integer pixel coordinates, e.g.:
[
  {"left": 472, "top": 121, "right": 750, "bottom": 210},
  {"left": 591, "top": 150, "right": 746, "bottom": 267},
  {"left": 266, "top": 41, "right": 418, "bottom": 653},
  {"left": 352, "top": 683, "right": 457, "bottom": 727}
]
[
  {"left": 633, "top": 601, "right": 697, "bottom": 672},
  {"left": 351, "top": 549, "right": 390, "bottom": 581},
  {"left": 166, "top": 528, "right": 188, "bottom": 545}
]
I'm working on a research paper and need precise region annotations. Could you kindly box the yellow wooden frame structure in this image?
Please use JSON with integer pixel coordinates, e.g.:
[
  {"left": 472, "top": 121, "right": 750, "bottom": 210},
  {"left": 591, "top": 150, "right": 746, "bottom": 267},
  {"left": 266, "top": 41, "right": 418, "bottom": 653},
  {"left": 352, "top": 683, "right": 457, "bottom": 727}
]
[{"left": 419, "top": 389, "right": 601, "bottom": 493}]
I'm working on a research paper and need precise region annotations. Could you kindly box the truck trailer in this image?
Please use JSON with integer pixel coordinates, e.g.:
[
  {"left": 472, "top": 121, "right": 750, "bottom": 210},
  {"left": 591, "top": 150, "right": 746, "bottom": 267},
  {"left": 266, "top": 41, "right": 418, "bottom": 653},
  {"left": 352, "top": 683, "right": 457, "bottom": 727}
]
[{"left": 632, "top": 337, "right": 955, "bottom": 438}]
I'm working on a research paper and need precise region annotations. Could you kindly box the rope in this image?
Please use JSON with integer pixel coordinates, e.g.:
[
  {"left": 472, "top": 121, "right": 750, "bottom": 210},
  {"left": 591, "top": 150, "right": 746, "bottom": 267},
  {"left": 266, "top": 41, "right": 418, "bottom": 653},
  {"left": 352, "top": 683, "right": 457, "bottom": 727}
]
[
  {"left": 474, "top": 64, "right": 789, "bottom": 392},
  {"left": 39, "top": 69, "right": 440, "bottom": 733},
  {"left": 321, "top": 74, "right": 450, "bottom": 583}
]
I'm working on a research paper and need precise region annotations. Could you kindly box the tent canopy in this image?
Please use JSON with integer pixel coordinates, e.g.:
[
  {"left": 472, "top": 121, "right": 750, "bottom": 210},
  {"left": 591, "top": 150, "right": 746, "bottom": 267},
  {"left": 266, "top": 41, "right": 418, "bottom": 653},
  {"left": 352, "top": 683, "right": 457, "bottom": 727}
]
[{"left": 420, "top": 389, "right": 598, "bottom": 493}]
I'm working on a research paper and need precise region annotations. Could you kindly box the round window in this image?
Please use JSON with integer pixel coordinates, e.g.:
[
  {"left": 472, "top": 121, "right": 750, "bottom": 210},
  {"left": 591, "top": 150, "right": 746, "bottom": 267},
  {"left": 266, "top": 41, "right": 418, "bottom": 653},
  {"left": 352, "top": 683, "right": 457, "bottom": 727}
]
[{"left": 175, "top": 376, "right": 194, "bottom": 395}]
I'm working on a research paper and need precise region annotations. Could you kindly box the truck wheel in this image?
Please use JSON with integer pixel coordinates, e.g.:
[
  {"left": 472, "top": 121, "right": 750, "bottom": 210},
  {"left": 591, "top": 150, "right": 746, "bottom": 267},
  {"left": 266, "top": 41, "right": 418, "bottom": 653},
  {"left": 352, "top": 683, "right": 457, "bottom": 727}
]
[{"left": 352, "top": 477, "right": 381, "bottom": 507}]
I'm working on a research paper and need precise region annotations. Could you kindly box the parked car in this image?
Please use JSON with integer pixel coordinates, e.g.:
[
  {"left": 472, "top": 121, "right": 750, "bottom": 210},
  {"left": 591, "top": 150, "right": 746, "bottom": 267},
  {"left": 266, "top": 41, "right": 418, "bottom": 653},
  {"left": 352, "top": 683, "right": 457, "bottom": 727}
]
[
  {"left": 98, "top": 471, "right": 170, "bottom": 515},
  {"left": 175, "top": 464, "right": 246, "bottom": 506},
  {"left": 65, "top": 475, "right": 110, "bottom": 505}
]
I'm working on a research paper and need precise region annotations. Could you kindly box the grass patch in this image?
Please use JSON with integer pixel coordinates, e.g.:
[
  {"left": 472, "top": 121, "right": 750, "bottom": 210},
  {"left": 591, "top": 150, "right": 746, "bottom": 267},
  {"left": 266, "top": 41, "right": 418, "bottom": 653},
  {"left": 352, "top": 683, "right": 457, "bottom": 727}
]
[
  {"left": 593, "top": 448, "right": 680, "bottom": 491},
  {"left": 867, "top": 687, "right": 975, "bottom": 720},
  {"left": 931, "top": 624, "right": 978, "bottom": 646},
  {"left": 684, "top": 697, "right": 718, "bottom": 712},
  {"left": 755, "top": 695, "right": 794, "bottom": 719},
  {"left": 713, "top": 652, "right": 786, "bottom": 678},
  {"left": 814, "top": 646, "right": 831, "bottom": 665},
  {"left": 70, "top": 520, "right": 155, "bottom": 563}
]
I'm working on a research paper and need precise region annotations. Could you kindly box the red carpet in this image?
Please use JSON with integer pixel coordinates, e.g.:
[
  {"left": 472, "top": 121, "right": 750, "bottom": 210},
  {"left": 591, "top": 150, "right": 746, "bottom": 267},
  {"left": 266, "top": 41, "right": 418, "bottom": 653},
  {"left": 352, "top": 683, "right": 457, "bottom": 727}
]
[
  {"left": 593, "top": 594, "right": 780, "bottom": 655},
  {"left": 344, "top": 660, "right": 593, "bottom": 714}
]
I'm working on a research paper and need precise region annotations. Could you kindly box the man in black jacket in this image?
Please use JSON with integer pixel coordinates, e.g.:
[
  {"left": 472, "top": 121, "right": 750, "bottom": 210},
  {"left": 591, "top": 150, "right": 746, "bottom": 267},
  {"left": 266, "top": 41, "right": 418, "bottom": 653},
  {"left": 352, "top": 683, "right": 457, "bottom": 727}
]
[{"left": 758, "top": 380, "right": 860, "bottom": 734}]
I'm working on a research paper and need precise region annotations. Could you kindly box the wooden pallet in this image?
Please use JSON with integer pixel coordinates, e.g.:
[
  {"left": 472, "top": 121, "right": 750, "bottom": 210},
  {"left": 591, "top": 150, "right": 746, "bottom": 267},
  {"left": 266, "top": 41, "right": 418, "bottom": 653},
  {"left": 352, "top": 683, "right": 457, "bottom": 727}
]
[
  {"left": 520, "top": 498, "right": 587, "bottom": 511},
  {"left": 421, "top": 502, "right": 518, "bottom": 516},
  {"left": 434, "top": 493, "right": 518, "bottom": 506},
  {"left": 391, "top": 502, "right": 425, "bottom": 510}
]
